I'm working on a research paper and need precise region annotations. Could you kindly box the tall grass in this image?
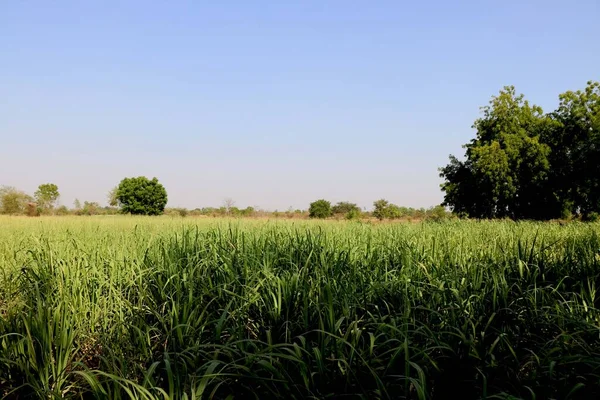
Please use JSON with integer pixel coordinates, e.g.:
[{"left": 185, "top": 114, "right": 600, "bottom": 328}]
[{"left": 1, "top": 216, "right": 599, "bottom": 398}]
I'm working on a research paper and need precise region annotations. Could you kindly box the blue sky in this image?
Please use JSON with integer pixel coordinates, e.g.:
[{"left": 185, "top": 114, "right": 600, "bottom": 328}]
[{"left": 1, "top": 1, "right": 598, "bottom": 210}]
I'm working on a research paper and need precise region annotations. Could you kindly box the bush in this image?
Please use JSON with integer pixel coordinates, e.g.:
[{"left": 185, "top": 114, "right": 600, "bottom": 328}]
[
  {"left": 0, "top": 187, "right": 33, "bottom": 215},
  {"left": 425, "top": 205, "right": 451, "bottom": 222},
  {"left": 164, "top": 208, "right": 188, "bottom": 217},
  {"left": 241, "top": 207, "right": 255, "bottom": 217},
  {"left": 56, "top": 205, "right": 70, "bottom": 216},
  {"left": 373, "top": 199, "right": 395, "bottom": 220},
  {"left": 584, "top": 212, "right": 600, "bottom": 222},
  {"left": 26, "top": 202, "right": 39, "bottom": 217},
  {"left": 332, "top": 202, "right": 360, "bottom": 215},
  {"left": 346, "top": 209, "right": 361, "bottom": 220},
  {"left": 116, "top": 177, "right": 168, "bottom": 216},
  {"left": 309, "top": 199, "right": 332, "bottom": 219}
]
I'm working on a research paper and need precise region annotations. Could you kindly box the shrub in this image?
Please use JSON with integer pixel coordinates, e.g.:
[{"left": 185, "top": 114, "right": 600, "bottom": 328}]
[
  {"left": 241, "top": 207, "right": 256, "bottom": 217},
  {"left": 373, "top": 199, "right": 393, "bottom": 220},
  {"left": 56, "top": 205, "right": 70, "bottom": 216},
  {"left": 425, "top": 205, "right": 451, "bottom": 222},
  {"left": 26, "top": 202, "right": 39, "bottom": 217},
  {"left": 346, "top": 209, "right": 361, "bottom": 220},
  {"left": 332, "top": 202, "right": 360, "bottom": 215},
  {"left": 309, "top": 199, "right": 332, "bottom": 219},
  {"left": 584, "top": 212, "right": 599, "bottom": 222}
]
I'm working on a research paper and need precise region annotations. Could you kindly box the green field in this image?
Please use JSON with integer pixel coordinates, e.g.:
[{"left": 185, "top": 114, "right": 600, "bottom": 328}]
[{"left": 1, "top": 216, "right": 600, "bottom": 399}]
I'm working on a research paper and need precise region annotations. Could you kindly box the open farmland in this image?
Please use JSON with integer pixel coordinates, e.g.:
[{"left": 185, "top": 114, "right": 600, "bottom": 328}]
[{"left": 1, "top": 216, "right": 600, "bottom": 399}]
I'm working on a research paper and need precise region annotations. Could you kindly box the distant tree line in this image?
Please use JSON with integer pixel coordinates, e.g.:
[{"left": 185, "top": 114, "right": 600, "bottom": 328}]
[
  {"left": 1, "top": 179, "right": 448, "bottom": 221},
  {"left": 440, "top": 81, "right": 600, "bottom": 221},
  {"left": 308, "top": 199, "right": 451, "bottom": 221}
]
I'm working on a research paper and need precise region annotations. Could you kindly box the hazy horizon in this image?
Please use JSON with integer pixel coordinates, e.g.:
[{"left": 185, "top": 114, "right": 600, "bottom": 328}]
[{"left": 2, "top": 1, "right": 599, "bottom": 210}]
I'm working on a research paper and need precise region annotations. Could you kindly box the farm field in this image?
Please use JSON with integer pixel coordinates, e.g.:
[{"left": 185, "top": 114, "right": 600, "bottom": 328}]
[{"left": 1, "top": 216, "right": 600, "bottom": 399}]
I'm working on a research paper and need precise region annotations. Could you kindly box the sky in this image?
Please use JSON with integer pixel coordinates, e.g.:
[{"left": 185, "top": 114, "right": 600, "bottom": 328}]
[{"left": 1, "top": 1, "right": 599, "bottom": 211}]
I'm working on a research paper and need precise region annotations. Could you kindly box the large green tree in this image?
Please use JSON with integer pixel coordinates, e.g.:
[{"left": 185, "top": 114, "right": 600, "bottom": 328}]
[
  {"left": 115, "top": 177, "right": 168, "bottom": 215},
  {"left": 441, "top": 86, "right": 561, "bottom": 219},
  {"left": 441, "top": 81, "right": 600, "bottom": 220}
]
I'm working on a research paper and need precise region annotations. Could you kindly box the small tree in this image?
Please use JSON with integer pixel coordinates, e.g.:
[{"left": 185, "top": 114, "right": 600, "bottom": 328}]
[
  {"left": 115, "top": 177, "right": 168, "bottom": 215},
  {"left": 34, "top": 183, "right": 60, "bottom": 213},
  {"left": 309, "top": 199, "right": 332, "bottom": 219}
]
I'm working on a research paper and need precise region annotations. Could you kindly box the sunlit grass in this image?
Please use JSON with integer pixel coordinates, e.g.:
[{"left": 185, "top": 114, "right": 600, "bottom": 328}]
[{"left": 1, "top": 216, "right": 599, "bottom": 398}]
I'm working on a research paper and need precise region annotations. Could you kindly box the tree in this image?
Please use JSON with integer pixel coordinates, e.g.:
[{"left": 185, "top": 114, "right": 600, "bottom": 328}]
[
  {"left": 115, "top": 177, "right": 168, "bottom": 215},
  {"left": 74, "top": 199, "right": 82, "bottom": 210},
  {"left": 373, "top": 199, "right": 391, "bottom": 220},
  {"left": 34, "top": 183, "right": 60, "bottom": 213},
  {"left": 0, "top": 186, "right": 33, "bottom": 214},
  {"left": 550, "top": 81, "right": 600, "bottom": 218},
  {"left": 309, "top": 199, "right": 332, "bottom": 219},
  {"left": 332, "top": 201, "right": 360, "bottom": 215},
  {"left": 440, "top": 86, "right": 556, "bottom": 219},
  {"left": 440, "top": 81, "right": 600, "bottom": 220}
]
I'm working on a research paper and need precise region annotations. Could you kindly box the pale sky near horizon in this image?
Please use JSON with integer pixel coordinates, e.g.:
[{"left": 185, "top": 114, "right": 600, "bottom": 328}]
[{"left": 1, "top": 1, "right": 599, "bottom": 211}]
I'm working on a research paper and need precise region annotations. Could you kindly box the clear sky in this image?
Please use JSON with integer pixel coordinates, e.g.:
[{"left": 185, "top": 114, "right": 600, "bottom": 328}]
[{"left": 1, "top": 1, "right": 599, "bottom": 211}]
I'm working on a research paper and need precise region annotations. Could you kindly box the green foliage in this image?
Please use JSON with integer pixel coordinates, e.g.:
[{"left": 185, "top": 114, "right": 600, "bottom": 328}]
[
  {"left": 308, "top": 199, "right": 332, "bottom": 218},
  {"left": 373, "top": 199, "right": 396, "bottom": 220},
  {"left": 345, "top": 208, "right": 361, "bottom": 220},
  {"left": 34, "top": 183, "right": 60, "bottom": 212},
  {"left": 82, "top": 201, "right": 100, "bottom": 216},
  {"left": 115, "top": 177, "right": 168, "bottom": 215},
  {"left": 1, "top": 217, "right": 600, "bottom": 398},
  {"left": 584, "top": 212, "right": 599, "bottom": 222},
  {"left": 331, "top": 201, "right": 360, "bottom": 215},
  {"left": 441, "top": 81, "right": 600, "bottom": 220},
  {"left": 0, "top": 186, "right": 33, "bottom": 214},
  {"left": 241, "top": 206, "right": 256, "bottom": 217},
  {"left": 164, "top": 207, "right": 188, "bottom": 217},
  {"left": 56, "top": 205, "right": 70, "bottom": 215},
  {"left": 425, "top": 205, "right": 451, "bottom": 222}
]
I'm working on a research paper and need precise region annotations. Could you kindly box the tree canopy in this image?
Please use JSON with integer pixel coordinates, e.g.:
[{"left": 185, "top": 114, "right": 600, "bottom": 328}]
[
  {"left": 440, "top": 81, "right": 600, "bottom": 220},
  {"left": 116, "top": 177, "right": 168, "bottom": 215}
]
